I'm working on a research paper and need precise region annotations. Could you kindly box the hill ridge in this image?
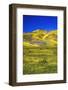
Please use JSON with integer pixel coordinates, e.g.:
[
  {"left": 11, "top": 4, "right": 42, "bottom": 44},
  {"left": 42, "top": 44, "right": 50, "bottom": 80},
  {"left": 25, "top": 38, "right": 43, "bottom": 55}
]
[{"left": 23, "top": 29, "right": 57, "bottom": 47}]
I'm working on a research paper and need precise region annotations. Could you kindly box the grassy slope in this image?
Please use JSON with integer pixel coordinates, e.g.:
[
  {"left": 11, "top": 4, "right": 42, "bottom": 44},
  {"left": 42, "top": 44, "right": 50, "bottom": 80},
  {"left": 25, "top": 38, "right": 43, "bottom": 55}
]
[{"left": 23, "top": 29, "right": 57, "bottom": 74}]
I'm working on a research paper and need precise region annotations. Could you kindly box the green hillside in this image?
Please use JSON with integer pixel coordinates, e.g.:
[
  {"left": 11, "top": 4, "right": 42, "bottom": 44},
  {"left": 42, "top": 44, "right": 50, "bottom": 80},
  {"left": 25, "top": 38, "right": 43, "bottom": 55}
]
[{"left": 23, "top": 29, "right": 57, "bottom": 74}]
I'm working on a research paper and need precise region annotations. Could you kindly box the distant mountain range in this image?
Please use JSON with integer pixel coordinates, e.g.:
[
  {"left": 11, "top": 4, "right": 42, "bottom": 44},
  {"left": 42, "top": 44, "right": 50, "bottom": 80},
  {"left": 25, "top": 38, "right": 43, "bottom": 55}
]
[{"left": 23, "top": 29, "right": 57, "bottom": 48}]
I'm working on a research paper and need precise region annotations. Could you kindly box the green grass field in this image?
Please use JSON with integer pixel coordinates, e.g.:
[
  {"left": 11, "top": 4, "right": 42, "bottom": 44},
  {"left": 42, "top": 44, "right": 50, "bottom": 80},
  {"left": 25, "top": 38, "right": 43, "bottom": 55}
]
[
  {"left": 23, "top": 29, "right": 57, "bottom": 75},
  {"left": 23, "top": 47, "right": 57, "bottom": 74}
]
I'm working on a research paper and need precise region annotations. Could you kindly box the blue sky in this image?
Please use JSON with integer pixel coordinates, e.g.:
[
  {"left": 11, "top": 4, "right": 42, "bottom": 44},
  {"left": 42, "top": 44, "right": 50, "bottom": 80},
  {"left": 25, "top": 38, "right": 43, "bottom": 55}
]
[{"left": 23, "top": 15, "right": 57, "bottom": 33}]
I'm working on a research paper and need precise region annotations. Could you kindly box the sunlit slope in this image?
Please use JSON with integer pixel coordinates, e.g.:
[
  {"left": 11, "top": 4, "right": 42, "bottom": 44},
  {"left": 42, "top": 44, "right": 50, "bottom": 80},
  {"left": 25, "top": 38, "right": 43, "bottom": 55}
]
[
  {"left": 23, "top": 42, "right": 39, "bottom": 47},
  {"left": 23, "top": 29, "right": 57, "bottom": 47},
  {"left": 32, "top": 29, "right": 47, "bottom": 40},
  {"left": 42, "top": 30, "right": 57, "bottom": 46}
]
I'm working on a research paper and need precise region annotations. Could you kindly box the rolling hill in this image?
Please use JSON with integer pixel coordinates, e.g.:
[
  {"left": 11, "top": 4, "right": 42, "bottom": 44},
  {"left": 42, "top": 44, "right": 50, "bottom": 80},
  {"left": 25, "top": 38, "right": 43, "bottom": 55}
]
[
  {"left": 23, "top": 29, "right": 57, "bottom": 74},
  {"left": 23, "top": 29, "right": 57, "bottom": 47}
]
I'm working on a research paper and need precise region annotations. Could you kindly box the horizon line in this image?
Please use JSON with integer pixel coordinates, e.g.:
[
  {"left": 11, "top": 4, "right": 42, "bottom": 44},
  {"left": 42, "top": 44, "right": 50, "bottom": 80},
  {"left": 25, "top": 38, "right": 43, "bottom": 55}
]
[{"left": 23, "top": 29, "right": 57, "bottom": 33}]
